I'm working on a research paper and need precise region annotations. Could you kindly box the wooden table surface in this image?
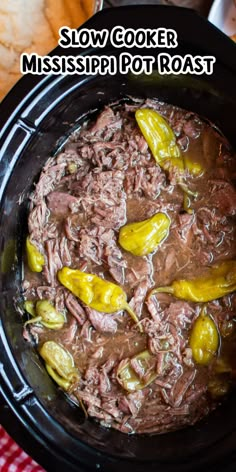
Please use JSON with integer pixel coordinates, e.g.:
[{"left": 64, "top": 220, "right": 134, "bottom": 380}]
[{"left": 104, "top": 0, "right": 214, "bottom": 17}]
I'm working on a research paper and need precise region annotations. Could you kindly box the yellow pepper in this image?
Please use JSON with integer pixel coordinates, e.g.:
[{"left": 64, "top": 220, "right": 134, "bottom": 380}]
[
  {"left": 24, "top": 300, "right": 65, "bottom": 330},
  {"left": 135, "top": 108, "right": 182, "bottom": 168},
  {"left": 149, "top": 260, "right": 236, "bottom": 302},
  {"left": 117, "top": 350, "right": 157, "bottom": 392},
  {"left": 118, "top": 212, "right": 170, "bottom": 256},
  {"left": 135, "top": 108, "right": 204, "bottom": 176},
  {"left": 24, "top": 300, "right": 36, "bottom": 317},
  {"left": 189, "top": 308, "right": 219, "bottom": 365},
  {"left": 183, "top": 155, "right": 204, "bottom": 177},
  {"left": 58, "top": 267, "right": 141, "bottom": 331},
  {"left": 39, "top": 341, "right": 79, "bottom": 390},
  {"left": 26, "top": 237, "right": 45, "bottom": 272}
]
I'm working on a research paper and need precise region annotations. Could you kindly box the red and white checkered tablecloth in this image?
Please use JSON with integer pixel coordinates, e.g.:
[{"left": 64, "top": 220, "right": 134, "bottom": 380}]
[{"left": 0, "top": 426, "right": 45, "bottom": 472}]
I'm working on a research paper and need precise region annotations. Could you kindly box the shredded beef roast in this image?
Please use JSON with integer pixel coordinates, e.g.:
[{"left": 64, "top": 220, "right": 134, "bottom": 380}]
[{"left": 23, "top": 99, "right": 236, "bottom": 435}]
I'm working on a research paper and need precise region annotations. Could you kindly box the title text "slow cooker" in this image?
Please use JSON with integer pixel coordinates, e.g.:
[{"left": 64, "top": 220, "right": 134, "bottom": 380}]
[{"left": 58, "top": 26, "right": 178, "bottom": 49}]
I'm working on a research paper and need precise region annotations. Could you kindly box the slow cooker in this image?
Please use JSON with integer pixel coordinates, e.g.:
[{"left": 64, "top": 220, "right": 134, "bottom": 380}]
[{"left": 0, "top": 6, "right": 236, "bottom": 471}]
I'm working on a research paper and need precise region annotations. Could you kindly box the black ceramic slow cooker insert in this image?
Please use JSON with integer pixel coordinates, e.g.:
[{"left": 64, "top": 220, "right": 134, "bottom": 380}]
[{"left": 0, "top": 6, "right": 236, "bottom": 472}]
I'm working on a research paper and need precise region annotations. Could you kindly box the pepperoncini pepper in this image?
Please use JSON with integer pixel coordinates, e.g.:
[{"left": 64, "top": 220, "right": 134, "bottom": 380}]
[
  {"left": 24, "top": 300, "right": 65, "bottom": 330},
  {"left": 135, "top": 108, "right": 182, "bottom": 170},
  {"left": 117, "top": 350, "right": 157, "bottom": 392},
  {"left": 149, "top": 260, "right": 236, "bottom": 302},
  {"left": 183, "top": 155, "right": 204, "bottom": 177},
  {"left": 135, "top": 108, "right": 204, "bottom": 176},
  {"left": 118, "top": 212, "right": 170, "bottom": 256},
  {"left": 24, "top": 301, "right": 36, "bottom": 317},
  {"left": 189, "top": 307, "right": 219, "bottom": 365},
  {"left": 58, "top": 267, "right": 142, "bottom": 331},
  {"left": 39, "top": 341, "right": 79, "bottom": 390},
  {"left": 26, "top": 237, "right": 45, "bottom": 272}
]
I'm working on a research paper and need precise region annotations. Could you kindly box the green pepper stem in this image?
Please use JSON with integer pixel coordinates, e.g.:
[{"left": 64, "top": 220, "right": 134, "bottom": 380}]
[
  {"left": 124, "top": 303, "right": 143, "bottom": 333},
  {"left": 24, "top": 316, "right": 42, "bottom": 327},
  {"left": 183, "top": 193, "right": 194, "bottom": 214},
  {"left": 178, "top": 182, "right": 198, "bottom": 198},
  {"left": 149, "top": 287, "right": 175, "bottom": 297},
  {"left": 200, "top": 305, "right": 208, "bottom": 317}
]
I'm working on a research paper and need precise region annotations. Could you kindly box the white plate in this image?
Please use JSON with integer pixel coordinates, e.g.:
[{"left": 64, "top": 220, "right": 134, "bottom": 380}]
[{"left": 208, "top": 0, "right": 236, "bottom": 37}]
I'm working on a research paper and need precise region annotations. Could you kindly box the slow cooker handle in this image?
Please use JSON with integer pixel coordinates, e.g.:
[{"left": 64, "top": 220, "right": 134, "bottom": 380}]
[{"left": 0, "top": 323, "right": 33, "bottom": 405}]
